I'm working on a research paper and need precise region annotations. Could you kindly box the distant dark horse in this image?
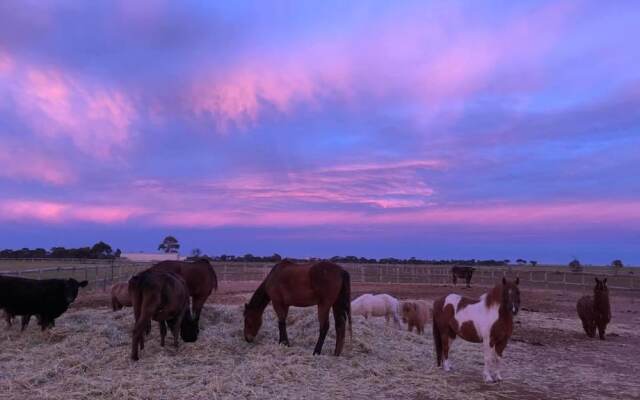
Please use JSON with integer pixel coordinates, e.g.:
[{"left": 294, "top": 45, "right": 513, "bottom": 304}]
[
  {"left": 129, "top": 270, "right": 199, "bottom": 361},
  {"left": 451, "top": 266, "right": 475, "bottom": 288},
  {"left": 433, "top": 277, "right": 520, "bottom": 382},
  {"left": 577, "top": 278, "right": 611, "bottom": 340},
  {"left": 243, "top": 260, "right": 352, "bottom": 356},
  {"left": 149, "top": 259, "right": 218, "bottom": 325}
]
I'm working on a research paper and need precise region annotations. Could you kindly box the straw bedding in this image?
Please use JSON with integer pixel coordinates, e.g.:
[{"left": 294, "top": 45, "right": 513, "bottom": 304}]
[{"left": 0, "top": 299, "right": 638, "bottom": 400}]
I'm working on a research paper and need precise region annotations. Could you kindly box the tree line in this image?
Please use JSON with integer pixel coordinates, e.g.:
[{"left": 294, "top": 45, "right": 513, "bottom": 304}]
[{"left": 0, "top": 242, "right": 120, "bottom": 259}]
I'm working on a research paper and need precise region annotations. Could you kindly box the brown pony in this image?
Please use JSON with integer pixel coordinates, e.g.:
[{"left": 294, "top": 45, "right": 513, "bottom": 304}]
[
  {"left": 111, "top": 282, "right": 132, "bottom": 311},
  {"left": 149, "top": 259, "right": 218, "bottom": 324},
  {"left": 243, "top": 260, "right": 352, "bottom": 356},
  {"left": 577, "top": 277, "right": 611, "bottom": 340},
  {"left": 433, "top": 277, "right": 520, "bottom": 382},
  {"left": 401, "top": 300, "right": 430, "bottom": 334},
  {"left": 128, "top": 270, "right": 199, "bottom": 361}
]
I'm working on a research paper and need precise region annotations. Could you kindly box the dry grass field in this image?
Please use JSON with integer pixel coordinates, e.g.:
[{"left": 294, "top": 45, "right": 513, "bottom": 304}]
[{"left": 1, "top": 282, "right": 639, "bottom": 400}]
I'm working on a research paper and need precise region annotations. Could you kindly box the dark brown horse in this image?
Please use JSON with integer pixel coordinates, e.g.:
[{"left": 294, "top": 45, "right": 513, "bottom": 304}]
[
  {"left": 433, "top": 277, "right": 520, "bottom": 382},
  {"left": 243, "top": 260, "right": 352, "bottom": 356},
  {"left": 129, "top": 270, "right": 199, "bottom": 361},
  {"left": 149, "top": 259, "right": 218, "bottom": 325},
  {"left": 577, "top": 277, "right": 611, "bottom": 340},
  {"left": 451, "top": 266, "right": 475, "bottom": 288}
]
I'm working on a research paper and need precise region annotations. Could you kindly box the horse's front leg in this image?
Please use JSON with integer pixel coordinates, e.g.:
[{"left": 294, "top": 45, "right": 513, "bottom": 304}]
[
  {"left": 493, "top": 339, "right": 508, "bottom": 382},
  {"left": 482, "top": 339, "right": 495, "bottom": 383},
  {"left": 159, "top": 320, "right": 167, "bottom": 347},
  {"left": 313, "top": 304, "right": 331, "bottom": 355},
  {"left": 273, "top": 302, "right": 290, "bottom": 346}
]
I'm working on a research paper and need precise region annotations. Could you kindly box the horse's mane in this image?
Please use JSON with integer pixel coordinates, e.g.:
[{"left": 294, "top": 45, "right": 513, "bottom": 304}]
[{"left": 247, "top": 264, "right": 281, "bottom": 310}]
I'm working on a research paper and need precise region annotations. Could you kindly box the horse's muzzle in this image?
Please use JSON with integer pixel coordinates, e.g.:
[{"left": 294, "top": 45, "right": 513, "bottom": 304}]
[{"left": 245, "top": 335, "right": 254, "bottom": 343}]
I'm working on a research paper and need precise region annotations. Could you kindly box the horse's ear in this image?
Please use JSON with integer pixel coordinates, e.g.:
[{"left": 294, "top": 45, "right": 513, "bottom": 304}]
[
  {"left": 595, "top": 277, "right": 600, "bottom": 284},
  {"left": 515, "top": 277, "right": 520, "bottom": 286},
  {"left": 603, "top": 278, "right": 607, "bottom": 285},
  {"left": 502, "top": 277, "right": 507, "bottom": 285}
]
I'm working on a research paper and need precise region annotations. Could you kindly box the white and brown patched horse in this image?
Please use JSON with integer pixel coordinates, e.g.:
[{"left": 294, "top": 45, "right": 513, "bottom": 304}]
[{"left": 432, "top": 277, "right": 520, "bottom": 382}]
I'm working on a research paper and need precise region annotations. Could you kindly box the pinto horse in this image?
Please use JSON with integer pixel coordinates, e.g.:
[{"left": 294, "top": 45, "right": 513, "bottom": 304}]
[
  {"left": 433, "top": 277, "right": 520, "bottom": 382},
  {"left": 129, "top": 270, "right": 199, "bottom": 361},
  {"left": 149, "top": 259, "right": 218, "bottom": 325},
  {"left": 243, "top": 260, "right": 352, "bottom": 356}
]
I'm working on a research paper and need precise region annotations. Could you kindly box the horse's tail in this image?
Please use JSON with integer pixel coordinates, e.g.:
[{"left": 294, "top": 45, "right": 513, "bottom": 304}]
[
  {"left": 432, "top": 298, "right": 443, "bottom": 367},
  {"left": 339, "top": 269, "right": 353, "bottom": 342}
]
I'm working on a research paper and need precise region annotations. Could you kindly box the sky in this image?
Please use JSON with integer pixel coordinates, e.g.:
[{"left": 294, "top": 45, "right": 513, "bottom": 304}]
[{"left": 0, "top": 1, "right": 638, "bottom": 265}]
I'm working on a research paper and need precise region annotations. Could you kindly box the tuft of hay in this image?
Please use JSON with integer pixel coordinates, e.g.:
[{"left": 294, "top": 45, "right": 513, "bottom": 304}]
[{"left": 0, "top": 301, "right": 639, "bottom": 400}]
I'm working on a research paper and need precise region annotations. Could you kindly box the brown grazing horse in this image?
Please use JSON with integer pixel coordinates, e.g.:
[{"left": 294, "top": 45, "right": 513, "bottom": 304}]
[
  {"left": 433, "top": 277, "right": 520, "bottom": 382},
  {"left": 577, "top": 277, "right": 611, "bottom": 340},
  {"left": 149, "top": 259, "right": 218, "bottom": 325},
  {"left": 128, "top": 270, "right": 199, "bottom": 361},
  {"left": 243, "top": 260, "right": 352, "bottom": 356}
]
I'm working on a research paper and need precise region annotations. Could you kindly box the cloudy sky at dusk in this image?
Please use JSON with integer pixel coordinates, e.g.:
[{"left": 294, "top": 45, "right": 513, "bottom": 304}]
[{"left": 0, "top": 1, "right": 638, "bottom": 264}]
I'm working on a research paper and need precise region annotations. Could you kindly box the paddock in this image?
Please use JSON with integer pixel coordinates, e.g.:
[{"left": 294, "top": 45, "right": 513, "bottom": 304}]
[{"left": 0, "top": 282, "right": 638, "bottom": 399}]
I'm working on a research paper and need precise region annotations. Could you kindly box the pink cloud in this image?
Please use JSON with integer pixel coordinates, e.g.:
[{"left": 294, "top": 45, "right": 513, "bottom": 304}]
[
  {"left": 1, "top": 56, "right": 136, "bottom": 159},
  {"left": 183, "top": 3, "right": 576, "bottom": 131},
  {"left": 0, "top": 200, "right": 141, "bottom": 224},
  {"left": 147, "top": 200, "right": 640, "bottom": 229},
  {"left": 0, "top": 144, "right": 75, "bottom": 185}
]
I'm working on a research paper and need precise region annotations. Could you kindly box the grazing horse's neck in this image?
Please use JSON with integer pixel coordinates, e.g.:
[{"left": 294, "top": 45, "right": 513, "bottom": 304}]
[{"left": 248, "top": 280, "right": 270, "bottom": 313}]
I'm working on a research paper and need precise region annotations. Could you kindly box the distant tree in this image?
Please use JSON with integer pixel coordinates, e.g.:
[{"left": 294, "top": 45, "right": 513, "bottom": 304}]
[
  {"left": 611, "top": 259, "right": 623, "bottom": 274},
  {"left": 91, "top": 241, "right": 113, "bottom": 258},
  {"left": 158, "top": 236, "right": 180, "bottom": 254},
  {"left": 503, "top": 259, "right": 510, "bottom": 265},
  {"left": 114, "top": 248, "right": 122, "bottom": 258},
  {"left": 516, "top": 259, "right": 527, "bottom": 265},
  {"left": 191, "top": 248, "right": 202, "bottom": 258},
  {"left": 530, "top": 260, "right": 538, "bottom": 267},
  {"left": 569, "top": 258, "right": 582, "bottom": 272},
  {"left": 271, "top": 253, "right": 282, "bottom": 262}
]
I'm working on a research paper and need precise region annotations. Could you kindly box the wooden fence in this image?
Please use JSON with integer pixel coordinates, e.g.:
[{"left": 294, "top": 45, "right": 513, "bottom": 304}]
[{"left": 0, "top": 259, "right": 638, "bottom": 293}]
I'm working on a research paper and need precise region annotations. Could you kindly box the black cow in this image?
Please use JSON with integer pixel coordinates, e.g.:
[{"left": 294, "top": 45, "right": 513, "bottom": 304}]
[
  {"left": 0, "top": 276, "right": 88, "bottom": 331},
  {"left": 451, "top": 266, "right": 475, "bottom": 288}
]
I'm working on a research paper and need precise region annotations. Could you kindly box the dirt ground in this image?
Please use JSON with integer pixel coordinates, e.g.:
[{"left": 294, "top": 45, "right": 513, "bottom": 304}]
[{"left": 1, "top": 281, "right": 639, "bottom": 399}]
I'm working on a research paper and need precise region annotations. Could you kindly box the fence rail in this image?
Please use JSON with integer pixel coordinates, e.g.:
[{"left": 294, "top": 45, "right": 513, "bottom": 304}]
[{"left": 0, "top": 260, "right": 638, "bottom": 293}]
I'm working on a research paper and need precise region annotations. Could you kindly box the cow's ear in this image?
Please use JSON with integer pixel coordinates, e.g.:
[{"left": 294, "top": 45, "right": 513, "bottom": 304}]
[
  {"left": 515, "top": 277, "right": 520, "bottom": 286},
  {"left": 78, "top": 280, "right": 88, "bottom": 288},
  {"left": 595, "top": 277, "right": 600, "bottom": 284},
  {"left": 502, "top": 277, "right": 507, "bottom": 285},
  {"left": 602, "top": 278, "right": 607, "bottom": 285}
]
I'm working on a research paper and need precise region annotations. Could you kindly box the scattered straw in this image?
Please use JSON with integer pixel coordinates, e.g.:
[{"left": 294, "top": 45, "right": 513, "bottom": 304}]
[{"left": 1, "top": 300, "right": 639, "bottom": 399}]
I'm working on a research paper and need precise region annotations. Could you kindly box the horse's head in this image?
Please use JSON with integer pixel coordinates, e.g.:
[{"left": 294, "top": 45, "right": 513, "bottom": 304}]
[
  {"left": 180, "top": 309, "right": 199, "bottom": 343},
  {"left": 594, "top": 277, "right": 608, "bottom": 296},
  {"left": 401, "top": 302, "right": 417, "bottom": 323},
  {"left": 243, "top": 303, "right": 263, "bottom": 343},
  {"left": 501, "top": 277, "right": 520, "bottom": 315}
]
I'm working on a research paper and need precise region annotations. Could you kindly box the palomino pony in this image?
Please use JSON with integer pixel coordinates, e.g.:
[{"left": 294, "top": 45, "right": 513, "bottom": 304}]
[
  {"left": 351, "top": 293, "right": 401, "bottom": 328},
  {"left": 129, "top": 270, "right": 199, "bottom": 361},
  {"left": 433, "top": 277, "right": 520, "bottom": 382},
  {"left": 577, "top": 278, "right": 611, "bottom": 340},
  {"left": 149, "top": 259, "right": 218, "bottom": 325},
  {"left": 243, "top": 260, "right": 352, "bottom": 356}
]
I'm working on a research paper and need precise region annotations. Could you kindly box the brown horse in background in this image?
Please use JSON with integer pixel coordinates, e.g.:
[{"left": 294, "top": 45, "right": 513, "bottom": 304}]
[
  {"left": 111, "top": 282, "right": 132, "bottom": 311},
  {"left": 129, "top": 270, "right": 199, "bottom": 361},
  {"left": 149, "top": 259, "right": 218, "bottom": 325},
  {"left": 243, "top": 260, "right": 352, "bottom": 356},
  {"left": 577, "top": 277, "right": 611, "bottom": 340}
]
